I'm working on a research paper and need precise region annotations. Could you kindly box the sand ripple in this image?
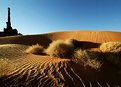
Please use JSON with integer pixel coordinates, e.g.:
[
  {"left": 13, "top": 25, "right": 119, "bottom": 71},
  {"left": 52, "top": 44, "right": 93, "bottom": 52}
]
[{"left": 0, "top": 54, "right": 121, "bottom": 87}]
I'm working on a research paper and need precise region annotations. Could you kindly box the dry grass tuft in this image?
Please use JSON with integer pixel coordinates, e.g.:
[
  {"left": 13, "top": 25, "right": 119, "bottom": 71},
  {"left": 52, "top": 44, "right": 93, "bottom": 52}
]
[
  {"left": 65, "top": 39, "right": 80, "bottom": 48},
  {"left": 73, "top": 49, "right": 102, "bottom": 69},
  {"left": 25, "top": 44, "right": 44, "bottom": 55},
  {"left": 64, "top": 39, "right": 74, "bottom": 46},
  {"left": 64, "top": 39, "right": 77, "bottom": 44},
  {"left": 45, "top": 40, "right": 74, "bottom": 58},
  {"left": 100, "top": 42, "right": 121, "bottom": 53},
  {"left": 100, "top": 42, "right": 121, "bottom": 68}
]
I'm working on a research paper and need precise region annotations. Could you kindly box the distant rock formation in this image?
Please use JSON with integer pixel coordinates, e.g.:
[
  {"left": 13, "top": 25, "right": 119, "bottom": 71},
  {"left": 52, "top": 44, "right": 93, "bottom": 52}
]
[{"left": 0, "top": 7, "right": 21, "bottom": 37}]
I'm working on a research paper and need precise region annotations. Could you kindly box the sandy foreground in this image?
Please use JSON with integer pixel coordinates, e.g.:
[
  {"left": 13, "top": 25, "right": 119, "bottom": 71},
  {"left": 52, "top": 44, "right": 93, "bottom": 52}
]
[{"left": 0, "top": 30, "right": 121, "bottom": 87}]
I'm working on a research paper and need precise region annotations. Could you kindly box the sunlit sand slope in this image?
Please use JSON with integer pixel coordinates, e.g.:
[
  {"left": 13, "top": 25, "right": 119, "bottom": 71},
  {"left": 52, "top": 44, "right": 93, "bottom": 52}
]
[
  {"left": 0, "top": 30, "right": 121, "bottom": 87},
  {"left": 0, "top": 30, "right": 121, "bottom": 45}
]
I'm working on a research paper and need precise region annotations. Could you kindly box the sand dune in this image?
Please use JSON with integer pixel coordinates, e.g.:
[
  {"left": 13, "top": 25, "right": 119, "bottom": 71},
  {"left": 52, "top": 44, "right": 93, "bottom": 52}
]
[
  {"left": 0, "top": 30, "right": 121, "bottom": 87},
  {"left": 0, "top": 30, "right": 121, "bottom": 46}
]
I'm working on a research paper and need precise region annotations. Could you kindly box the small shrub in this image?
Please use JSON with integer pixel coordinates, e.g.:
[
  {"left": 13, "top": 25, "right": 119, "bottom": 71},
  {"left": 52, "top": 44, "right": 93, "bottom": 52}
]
[
  {"left": 100, "top": 42, "right": 121, "bottom": 53},
  {"left": 73, "top": 49, "right": 87, "bottom": 60},
  {"left": 25, "top": 44, "right": 44, "bottom": 55},
  {"left": 45, "top": 40, "right": 74, "bottom": 58},
  {"left": 73, "top": 49, "right": 102, "bottom": 69}
]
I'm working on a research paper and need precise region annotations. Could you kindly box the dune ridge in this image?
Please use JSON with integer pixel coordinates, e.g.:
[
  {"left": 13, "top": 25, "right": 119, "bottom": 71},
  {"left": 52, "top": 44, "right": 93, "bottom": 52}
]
[{"left": 0, "top": 30, "right": 121, "bottom": 45}]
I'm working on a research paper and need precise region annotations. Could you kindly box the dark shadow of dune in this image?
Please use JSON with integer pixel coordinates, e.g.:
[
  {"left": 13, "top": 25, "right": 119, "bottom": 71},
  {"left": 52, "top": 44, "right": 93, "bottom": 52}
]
[
  {"left": 102, "top": 51, "right": 121, "bottom": 69},
  {"left": 12, "top": 35, "right": 52, "bottom": 48},
  {"left": 0, "top": 35, "right": 52, "bottom": 48},
  {"left": 73, "top": 41, "right": 101, "bottom": 49},
  {"left": 68, "top": 60, "right": 121, "bottom": 86}
]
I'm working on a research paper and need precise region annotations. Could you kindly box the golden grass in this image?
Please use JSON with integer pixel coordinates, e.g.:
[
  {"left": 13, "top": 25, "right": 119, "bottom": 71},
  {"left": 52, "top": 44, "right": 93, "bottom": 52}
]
[
  {"left": 64, "top": 39, "right": 74, "bottom": 46},
  {"left": 64, "top": 39, "right": 77, "bottom": 45},
  {"left": 100, "top": 42, "right": 121, "bottom": 53},
  {"left": 64, "top": 39, "right": 80, "bottom": 48},
  {"left": 100, "top": 42, "right": 121, "bottom": 68},
  {"left": 45, "top": 40, "right": 74, "bottom": 58},
  {"left": 73, "top": 49, "right": 102, "bottom": 69},
  {"left": 25, "top": 44, "right": 44, "bottom": 55}
]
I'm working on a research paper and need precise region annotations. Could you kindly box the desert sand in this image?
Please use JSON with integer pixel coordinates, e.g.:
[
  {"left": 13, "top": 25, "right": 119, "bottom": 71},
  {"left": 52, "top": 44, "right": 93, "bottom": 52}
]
[{"left": 0, "top": 30, "right": 121, "bottom": 87}]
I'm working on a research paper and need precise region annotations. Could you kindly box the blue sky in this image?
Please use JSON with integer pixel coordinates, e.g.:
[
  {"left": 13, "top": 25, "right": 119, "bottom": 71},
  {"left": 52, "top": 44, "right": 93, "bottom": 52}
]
[{"left": 0, "top": 0, "right": 121, "bottom": 34}]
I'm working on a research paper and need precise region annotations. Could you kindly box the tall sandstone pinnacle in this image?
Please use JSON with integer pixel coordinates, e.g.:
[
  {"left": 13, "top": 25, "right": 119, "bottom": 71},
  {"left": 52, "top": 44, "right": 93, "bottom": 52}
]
[{"left": 4, "top": 7, "right": 18, "bottom": 35}]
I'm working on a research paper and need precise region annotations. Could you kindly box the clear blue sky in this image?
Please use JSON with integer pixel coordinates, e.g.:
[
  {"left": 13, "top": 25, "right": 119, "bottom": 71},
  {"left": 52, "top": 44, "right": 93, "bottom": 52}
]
[{"left": 0, "top": 0, "right": 121, "bottom": 34}]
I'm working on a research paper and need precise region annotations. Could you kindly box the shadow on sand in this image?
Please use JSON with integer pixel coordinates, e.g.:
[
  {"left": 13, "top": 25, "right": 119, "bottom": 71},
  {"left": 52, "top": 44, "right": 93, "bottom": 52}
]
[{"left": 73, "top": 41, "right": 101, "bottom": 49}]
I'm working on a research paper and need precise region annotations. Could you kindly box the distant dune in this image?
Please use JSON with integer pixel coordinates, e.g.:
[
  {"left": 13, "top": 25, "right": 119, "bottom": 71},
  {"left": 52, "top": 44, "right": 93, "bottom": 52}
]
[
  {"left": 0, "top": 30, "right": 121, "bottom": 87},
  {"left": 0, "top": 30, "right": 121, "bottom": 45}
]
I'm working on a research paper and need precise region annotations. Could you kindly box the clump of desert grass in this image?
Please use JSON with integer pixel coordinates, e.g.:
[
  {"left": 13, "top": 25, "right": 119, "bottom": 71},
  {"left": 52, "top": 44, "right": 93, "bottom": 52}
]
[
  {"left": 72, "top": 49, "right": 102, "bottom": 69},
  {"left": 64, "top": 39, "right": 75, "bottom": 46},
  {"left": 64, "top": 39, "right": 78, "bottom": 44},
  {"left": 45, "top": 40, "right": 74, "bottom": 58},
  {"left": 64, "top": 39, "right": 80, "bottom": 48},
  {"left": 25, "top": 44, "right": 44, "bottom": 55},
  {"left": 100, "top": 42, "right": 121, "bottom": 68},
  {"left": 100, "top": 42, "right": 121, "bottom": 53}
]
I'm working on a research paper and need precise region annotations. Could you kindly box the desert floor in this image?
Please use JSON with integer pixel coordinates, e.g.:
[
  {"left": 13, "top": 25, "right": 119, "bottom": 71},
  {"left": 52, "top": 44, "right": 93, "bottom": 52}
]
[{"left": 0, "top": 30, "right": 121, "bottom": 87}]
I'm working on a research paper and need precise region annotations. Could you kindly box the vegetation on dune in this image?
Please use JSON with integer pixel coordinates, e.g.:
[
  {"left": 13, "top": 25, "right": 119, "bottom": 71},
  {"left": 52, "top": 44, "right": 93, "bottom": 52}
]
[
  {"left": 64, "top": 39, "right": 75, "bottom": 46},
  {"left": 64, "top": 39, "right": 80, "bottom": 48},
  {"left": 100, "top": 42, "right": 121, "bottom": 68},
  {"left": 25, "top": 44, "right": 44, "bottom": 55},
  {"left": 26, "top": 39, "right": 103, "bottom": 69},
  {"left": 1, "top": 39, "right": 121, "bottom": 86},
  {"left": 72, "top": 49, "right": 102, "bottom": 69},
  {"left": 100, "top": 42, "right": 121, "bottom": 53},
  {"left": 24, "top": 39, "right": 121, "bottom": 69},
  {"left": 45, "top": 40, "right": 74, "bottom": 58},
  {"left": 45, "top": 39, "right": 103, "bottom": 69}
]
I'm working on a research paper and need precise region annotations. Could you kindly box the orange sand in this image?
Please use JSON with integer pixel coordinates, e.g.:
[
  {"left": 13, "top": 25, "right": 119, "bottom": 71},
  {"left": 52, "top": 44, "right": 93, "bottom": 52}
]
[{"left": 0, "top": 30, "right": 121, "bottom": 87}]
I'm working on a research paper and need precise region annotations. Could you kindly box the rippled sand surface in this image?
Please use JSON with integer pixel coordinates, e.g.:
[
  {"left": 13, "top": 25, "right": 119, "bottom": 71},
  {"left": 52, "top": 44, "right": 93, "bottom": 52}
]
[{"left": 0, "top": 30, "right": 121, "bottom": 87}]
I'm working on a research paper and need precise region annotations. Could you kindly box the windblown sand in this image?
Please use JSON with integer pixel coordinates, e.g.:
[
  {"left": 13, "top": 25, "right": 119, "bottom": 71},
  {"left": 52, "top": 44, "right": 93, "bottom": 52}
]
[{"left": 0, "top": 30, "right": 121, "bottom": 87}]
